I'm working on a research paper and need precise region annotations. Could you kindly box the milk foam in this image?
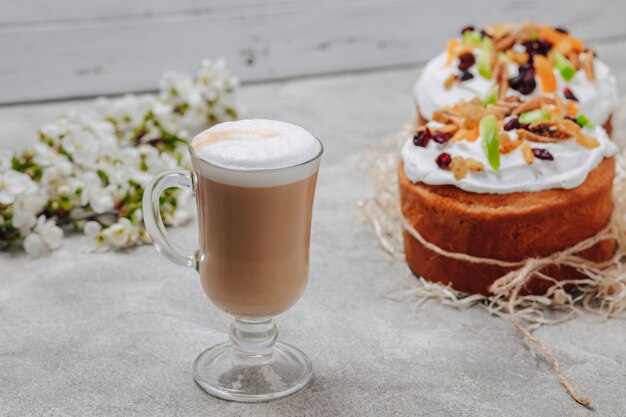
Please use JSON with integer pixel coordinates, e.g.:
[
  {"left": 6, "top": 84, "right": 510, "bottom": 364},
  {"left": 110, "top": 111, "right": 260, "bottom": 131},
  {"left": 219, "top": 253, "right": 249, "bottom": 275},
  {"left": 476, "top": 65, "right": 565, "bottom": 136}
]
[
  {"left": 191, "top": 119, "right": 321, "bottom": 170},
  {"left": 190, "top": 119, "right": 322, "bottom": 187}
]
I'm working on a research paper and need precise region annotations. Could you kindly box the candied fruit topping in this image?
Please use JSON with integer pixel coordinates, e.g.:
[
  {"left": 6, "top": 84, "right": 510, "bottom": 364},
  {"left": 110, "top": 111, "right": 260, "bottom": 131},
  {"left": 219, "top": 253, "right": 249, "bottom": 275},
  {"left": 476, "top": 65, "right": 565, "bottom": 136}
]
[
  {"left": 435, "top": 152, "right": 452, "bottom": 169},
  {"left": 563, "top": 87, "right": 578, "bottom": 101},
  {"left": 432, "top": 131, "right": 453, "bottom": 144},
  {"left": 532, "top": 148, "right": 554, "bottom": 160},
  {"left": 413, "top": 128, "right": 431, "bottom": 147},
  {"left": 457, "top": 53, "right": 476, "bottom": 71},
  {"left": 457, "top": 71, "right": 474, "bottom": 82}
]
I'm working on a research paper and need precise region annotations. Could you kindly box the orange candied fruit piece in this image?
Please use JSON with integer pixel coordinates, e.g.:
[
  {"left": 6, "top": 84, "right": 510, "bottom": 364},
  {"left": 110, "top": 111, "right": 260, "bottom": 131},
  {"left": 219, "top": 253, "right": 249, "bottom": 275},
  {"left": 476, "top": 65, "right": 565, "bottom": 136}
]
[
  {"left": 566, "top": 101, "right": 579, "bottom": 117},
  {"left": 465, "top": 126, "right": 479, "bottom": 142},
  {"left": 538, "top": 25, "right": 585, "bottom": 53},
  {"left": 444, "top": 39, "right": 460, "bottom": 67},
  {"left": 534, "top": 55, "right": 556, "bottom": 93}
]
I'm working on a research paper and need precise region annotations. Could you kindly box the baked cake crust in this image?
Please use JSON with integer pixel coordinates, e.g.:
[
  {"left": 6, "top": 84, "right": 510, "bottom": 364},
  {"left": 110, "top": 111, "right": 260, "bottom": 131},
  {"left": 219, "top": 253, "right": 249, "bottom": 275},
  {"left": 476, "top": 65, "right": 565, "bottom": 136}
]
[{"left": 399, "top": 157, "right": 615, "bottom": 295}]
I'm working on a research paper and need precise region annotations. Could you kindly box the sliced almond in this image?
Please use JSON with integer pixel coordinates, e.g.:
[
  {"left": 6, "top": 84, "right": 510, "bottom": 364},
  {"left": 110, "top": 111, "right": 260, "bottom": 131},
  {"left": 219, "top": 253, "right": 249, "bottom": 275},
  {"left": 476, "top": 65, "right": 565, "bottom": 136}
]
[
  {"left": 454, "top": 102, "right": 487, "bottom": 128},
  {"left": 498, "top": 132, "right": 522, "bottom": 154},
  {"left": 450, "top": 128, "right": 468, "bottom": 143},
  {"left": 567, "top": 50, "right": 580, "bottom": 70},
  {"left": 435, "top": 124, "right": 459, "bottom": 135},
  {"left": 450, "top": 156, "right": 469, "bottom": 180},
  {"left": 582, "top": 50, "right": 595, "bottom": 81},
  {"left": 557, "top": 118, "right": 581, "bottom": 135},
  {"left": 516, "top": 128, "right": 558, "bottom": 143},
  {"left": 465, "top": 157, "right": 485, "bottom": 172},
  {"left": 443, "top": 74, "right": 457, "bottom": 89},
  {"left": 576, "top": 133, "right": 599, "bottom": 149},
  {"left": 432, "top": 109, "right": 464, "bottom": 127},
  {"left": 486, "top": 104, "right": 508, "bottom": 121},
  {"left": 512, "top": 96, "right": 556, "bottom": 115},
  {"left": 494, "top": 34, "right": 516, "bottom": 52},
  {"left": 493, "top": 60, "right": 509, "bottom": 101},
  {"left": 521, "top": 142, "right": 535, "bottom": 164},
  {"left": 506, "top": 50, "right": 529, "bottom": 65}
]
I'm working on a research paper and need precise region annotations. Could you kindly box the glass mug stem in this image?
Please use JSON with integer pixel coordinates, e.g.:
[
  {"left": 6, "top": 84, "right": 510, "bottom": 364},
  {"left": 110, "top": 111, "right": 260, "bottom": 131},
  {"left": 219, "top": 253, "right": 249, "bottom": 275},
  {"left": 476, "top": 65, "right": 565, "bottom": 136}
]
[{"left": 230, "top": 317, "right": 278, "bottom": 364}]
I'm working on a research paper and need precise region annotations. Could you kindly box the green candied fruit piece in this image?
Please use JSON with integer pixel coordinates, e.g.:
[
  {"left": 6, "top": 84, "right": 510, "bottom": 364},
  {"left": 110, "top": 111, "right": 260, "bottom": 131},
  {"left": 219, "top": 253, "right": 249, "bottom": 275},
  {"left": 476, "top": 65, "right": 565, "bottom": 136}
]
[
  {"left": 553, "top": 51, "right": 577, "bottom": 81},
  {"left": 482, "top": 87, "right": 498, "bottom": 107},
  {"left": 462, "top": 30, "right": 482, "bottom": 46},
  {"left": 519, "top": 109, "right": 552, "bottom": 124},
  {"left": 480, "top": 115, "right": 500, "bottom": 171},
  {"left": 576, "top": 114, "right": 595, "bottom": 128},
  {"left": 478, "top": 38, "right": 493, "bottom": 80}
]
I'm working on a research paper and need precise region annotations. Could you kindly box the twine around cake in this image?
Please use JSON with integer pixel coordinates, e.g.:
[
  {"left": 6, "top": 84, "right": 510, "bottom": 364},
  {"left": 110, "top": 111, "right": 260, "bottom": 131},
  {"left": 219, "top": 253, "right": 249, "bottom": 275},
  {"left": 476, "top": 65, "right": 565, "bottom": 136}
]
[{"left": 358, "top": 124, "right": 626, "bottom": 407}]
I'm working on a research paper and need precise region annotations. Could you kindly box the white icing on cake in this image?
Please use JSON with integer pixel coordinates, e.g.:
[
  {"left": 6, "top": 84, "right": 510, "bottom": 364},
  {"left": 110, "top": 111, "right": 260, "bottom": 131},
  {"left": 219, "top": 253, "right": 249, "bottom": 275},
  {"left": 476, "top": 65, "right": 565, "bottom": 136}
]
[
  {"left": 414, "top": 50, "right": 618, "bottom": 125},
  {"left": 401, "top": 122, "right": 618, "bottom": 194}
]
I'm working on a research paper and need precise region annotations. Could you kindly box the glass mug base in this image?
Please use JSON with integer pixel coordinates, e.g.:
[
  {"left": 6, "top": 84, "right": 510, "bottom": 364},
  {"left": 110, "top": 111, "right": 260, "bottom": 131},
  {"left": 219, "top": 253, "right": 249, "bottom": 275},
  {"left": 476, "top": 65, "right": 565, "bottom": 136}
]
[{"left": 193, "top": 341, "right": 313, "bottom": 402}]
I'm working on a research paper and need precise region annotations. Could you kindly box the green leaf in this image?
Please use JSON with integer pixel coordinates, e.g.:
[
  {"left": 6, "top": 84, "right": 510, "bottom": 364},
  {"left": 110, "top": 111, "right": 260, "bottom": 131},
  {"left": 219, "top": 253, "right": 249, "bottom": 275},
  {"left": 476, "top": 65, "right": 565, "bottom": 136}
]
[
  {"left": 519, "top": 109, "right": 552, "bottom": 124},
  {"left": 480, "top": 115, "right": 500, "bottom": 171}
]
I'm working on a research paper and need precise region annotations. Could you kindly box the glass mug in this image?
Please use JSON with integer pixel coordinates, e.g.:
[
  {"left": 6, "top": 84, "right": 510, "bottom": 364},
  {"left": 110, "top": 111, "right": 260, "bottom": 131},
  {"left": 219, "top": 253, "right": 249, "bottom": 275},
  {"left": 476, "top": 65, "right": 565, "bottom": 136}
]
[{"left": 142, "top": 129, "right": 323, "bottom": 402}]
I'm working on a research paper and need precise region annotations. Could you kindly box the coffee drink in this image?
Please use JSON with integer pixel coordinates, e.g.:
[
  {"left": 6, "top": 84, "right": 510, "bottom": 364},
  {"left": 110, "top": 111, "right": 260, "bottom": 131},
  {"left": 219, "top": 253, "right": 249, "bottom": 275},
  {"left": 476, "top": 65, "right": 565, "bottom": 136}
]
[
  {"left": 143, "top": 118, "right": 322, "bottom": 401},
  {"left": 190, "top": 119, "right": 322, "bottom": 317}
]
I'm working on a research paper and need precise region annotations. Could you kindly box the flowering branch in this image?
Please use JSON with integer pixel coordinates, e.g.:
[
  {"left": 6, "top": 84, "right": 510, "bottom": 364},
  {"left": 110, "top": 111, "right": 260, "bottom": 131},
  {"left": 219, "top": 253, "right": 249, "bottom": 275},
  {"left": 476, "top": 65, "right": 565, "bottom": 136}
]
[{"left": 0, "top": 59, "right": 240, "bottom": 255}]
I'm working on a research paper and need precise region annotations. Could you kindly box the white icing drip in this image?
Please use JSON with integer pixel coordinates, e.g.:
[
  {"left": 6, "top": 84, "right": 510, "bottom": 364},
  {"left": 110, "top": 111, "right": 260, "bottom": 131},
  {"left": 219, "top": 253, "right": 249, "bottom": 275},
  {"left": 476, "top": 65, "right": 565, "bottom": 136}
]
[
  {"left": 401, "top": 122, "right": 617, "bottom": 194},
  {"left": 191, "top": 119, "right": 321, "bottom": 170},
  {"left": 414, "top": 50, "right": 619, "bottom": 125}
]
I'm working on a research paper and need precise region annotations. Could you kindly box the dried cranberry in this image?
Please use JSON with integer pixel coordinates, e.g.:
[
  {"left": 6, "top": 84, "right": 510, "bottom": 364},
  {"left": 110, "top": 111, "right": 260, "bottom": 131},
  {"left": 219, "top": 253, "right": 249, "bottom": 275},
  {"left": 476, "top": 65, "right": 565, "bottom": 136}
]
[
  {"left": 509, "top": 74, "right": 537, "bottom": 95},
  {"left": 523, "top": 38, "right": 553, "bottom": 57},
  {"left": 480, "top": 29, "right": 490, "bottom": 39},
  {"left": 461, "top": 25, "right": 475, "bottom": 35},
  {"left": 457, "top": 71, "right": 474, "bottom": 82},
  {"left": 413, "top": 128, "right": 431, "bottom": 147},
  {"left": 432, "top": 131, "right": 452, "bottom": 144},
  {"left": 457, "top": 53, "right": 476, "bottom": 71},
  {"left": 555, "top": 27, "right": 569, "bottom": 34},
  {"left": 435, "top": 152, "right": 452, "bottom": 169},
  {"left": 532, "top": 148, "right": 554, "bottom": 160},
  {"left": 519, "top": 63, "right": 536, "bottom": 75},
  {"left": 503, "top": 118, "right": 519, "bottom": 131},
  {"left": 518, "top": 122, "right": 530, "bottom": 130},
  {"left": 563, "top": 87, "right": 578, "bottom": 101}
]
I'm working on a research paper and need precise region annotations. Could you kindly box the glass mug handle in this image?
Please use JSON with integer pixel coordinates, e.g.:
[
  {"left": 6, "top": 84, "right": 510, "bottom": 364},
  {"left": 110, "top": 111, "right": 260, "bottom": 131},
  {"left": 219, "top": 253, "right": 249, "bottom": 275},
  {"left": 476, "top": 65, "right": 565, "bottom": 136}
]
[{"left": 142, "top": 169, "right": 198, "bottom": 270}]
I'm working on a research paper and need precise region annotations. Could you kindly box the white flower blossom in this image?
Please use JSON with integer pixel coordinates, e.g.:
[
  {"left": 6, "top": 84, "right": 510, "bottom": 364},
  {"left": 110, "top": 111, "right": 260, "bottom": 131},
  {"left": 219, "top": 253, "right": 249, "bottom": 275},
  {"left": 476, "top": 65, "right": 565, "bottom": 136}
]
[
  {"left": 23, "top": 233, "right": 46, "bottom": 256},
  {"left": 0, "top": 170, "right": 35, "bottom": 205},
  {"left": 0, "top": 58, "right": 240, "bottom": 255},
  {"left": 80, "top": 172, "right": 115, "bottom": 214},
  {"left": 11, "top": 188, "right": 47, "bottom": 234},
  {"left": 102, "top": 218, "right": 137, "bottom": 248},
  {"left": 23, "top": 215, "right": 63, "bottom": 255}
]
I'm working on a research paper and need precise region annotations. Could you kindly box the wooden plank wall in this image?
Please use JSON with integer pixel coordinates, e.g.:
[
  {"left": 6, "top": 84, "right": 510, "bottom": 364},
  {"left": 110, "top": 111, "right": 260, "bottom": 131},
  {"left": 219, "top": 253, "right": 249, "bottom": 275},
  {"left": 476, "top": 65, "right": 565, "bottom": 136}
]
[{"left": 1, "top": 0, "right": 625, "bottom": 103}]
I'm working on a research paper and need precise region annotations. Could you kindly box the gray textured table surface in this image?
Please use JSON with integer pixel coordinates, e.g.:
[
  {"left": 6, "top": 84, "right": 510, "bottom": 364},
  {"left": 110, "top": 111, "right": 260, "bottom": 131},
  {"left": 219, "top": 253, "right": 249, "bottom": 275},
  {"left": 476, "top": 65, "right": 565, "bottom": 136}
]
[{"left": 2, "top": 53, "right": 626, "bottom": 416}]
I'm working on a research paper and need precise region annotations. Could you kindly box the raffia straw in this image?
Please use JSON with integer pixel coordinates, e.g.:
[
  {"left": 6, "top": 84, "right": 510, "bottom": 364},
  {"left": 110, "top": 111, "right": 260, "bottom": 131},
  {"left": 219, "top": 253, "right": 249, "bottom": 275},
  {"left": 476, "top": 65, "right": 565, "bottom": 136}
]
[{"left": 358, "top": 123, "right": 626, "bottom": 407}]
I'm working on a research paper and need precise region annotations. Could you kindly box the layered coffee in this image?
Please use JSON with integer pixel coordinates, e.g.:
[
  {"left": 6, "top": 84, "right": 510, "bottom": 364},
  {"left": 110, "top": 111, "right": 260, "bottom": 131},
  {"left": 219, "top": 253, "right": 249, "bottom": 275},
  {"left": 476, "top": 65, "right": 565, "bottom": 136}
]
[{"left": 190, "top": 120, "right": 322, "bottom": 317}]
